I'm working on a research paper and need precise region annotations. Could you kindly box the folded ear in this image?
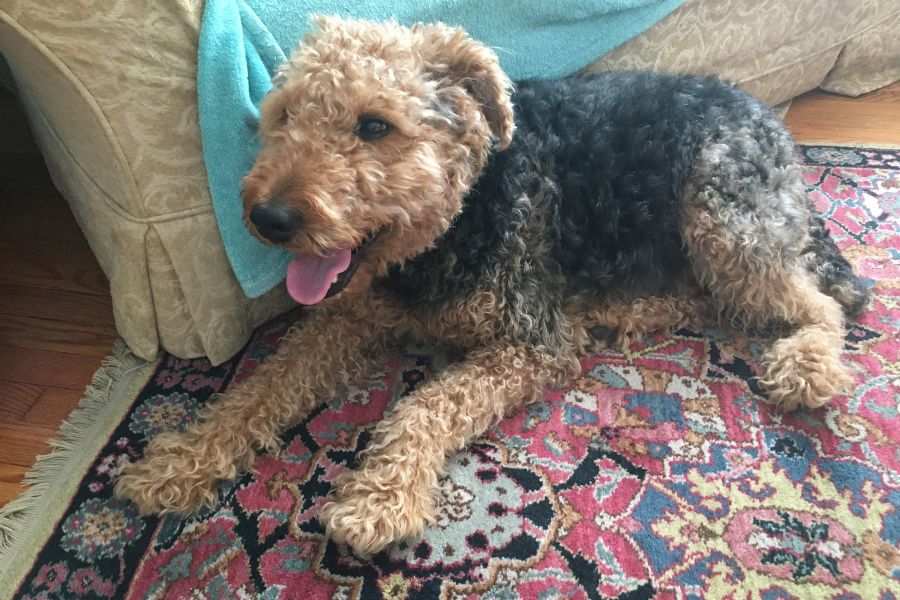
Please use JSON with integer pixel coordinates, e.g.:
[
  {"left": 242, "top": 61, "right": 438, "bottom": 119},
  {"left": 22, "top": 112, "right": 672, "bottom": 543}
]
[{"left": 417, "top": 23, "right": 515, "bottom": 149}]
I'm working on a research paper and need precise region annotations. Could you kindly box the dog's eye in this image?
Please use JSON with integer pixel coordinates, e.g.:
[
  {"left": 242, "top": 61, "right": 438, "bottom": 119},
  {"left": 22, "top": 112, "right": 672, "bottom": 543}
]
[{"left": 356, "top": 117, "right": 392, "bottom": 141}]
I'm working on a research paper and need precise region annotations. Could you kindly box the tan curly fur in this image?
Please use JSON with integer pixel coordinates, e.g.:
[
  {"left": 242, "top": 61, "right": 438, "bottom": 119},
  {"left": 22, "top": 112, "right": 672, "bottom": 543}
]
[
  {"left": 320, "top": 346, "right": 575, "bottom": 556},
  {"left": 115, "top": 17, "right": 866, "bottom": 556},
  {"left": 240, "top": 16, "right": 513, "bottom": 292},
  {"left": 115, "top": 295, "right": 396, "bottom": 514},
  {"left": 569, "top": 292, "right": 715, "bottom": 352},
  {"left": 681, "top": 203, "right": 852, "bottom": 412}
]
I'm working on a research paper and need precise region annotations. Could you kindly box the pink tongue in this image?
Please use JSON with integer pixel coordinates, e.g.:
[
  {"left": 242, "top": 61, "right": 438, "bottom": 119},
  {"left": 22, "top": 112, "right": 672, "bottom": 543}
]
[{"left": 285, "top": 248, "right": 352, "bottom": 305}]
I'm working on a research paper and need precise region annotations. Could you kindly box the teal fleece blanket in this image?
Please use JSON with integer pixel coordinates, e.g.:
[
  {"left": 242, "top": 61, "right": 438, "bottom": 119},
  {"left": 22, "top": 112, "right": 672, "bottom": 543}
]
[{"left": 198, "top": 0, "right": 685, "bottom": 298}]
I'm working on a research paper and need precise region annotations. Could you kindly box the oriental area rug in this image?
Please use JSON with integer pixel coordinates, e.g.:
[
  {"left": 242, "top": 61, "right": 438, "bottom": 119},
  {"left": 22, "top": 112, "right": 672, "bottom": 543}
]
[{"left": 1, "top": 145, "right": 898, "bottom": 599}]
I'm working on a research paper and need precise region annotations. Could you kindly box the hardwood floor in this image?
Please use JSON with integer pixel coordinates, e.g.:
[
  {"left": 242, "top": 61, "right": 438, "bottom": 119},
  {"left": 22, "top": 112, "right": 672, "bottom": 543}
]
[
  {"left": 0, "top": 88, "right": 117, "bottom": 504},
  {"left": 0, "top": 81, "right": 898, "bottom": 507},
  {"left": 783, "top": 82, "right": 900, "bottom": 146}
]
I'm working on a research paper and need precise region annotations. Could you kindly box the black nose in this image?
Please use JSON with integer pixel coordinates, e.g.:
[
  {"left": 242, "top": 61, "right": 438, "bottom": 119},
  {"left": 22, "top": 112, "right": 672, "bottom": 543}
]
[{"left": 249, "top": 202, "right": 303, "bottom": 243}]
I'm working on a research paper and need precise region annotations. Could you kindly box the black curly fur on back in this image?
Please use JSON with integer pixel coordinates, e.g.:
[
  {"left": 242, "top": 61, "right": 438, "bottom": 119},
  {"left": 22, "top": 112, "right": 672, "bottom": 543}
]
[{"left": 376, "top": 72, "right": 869, "bottom": 344}]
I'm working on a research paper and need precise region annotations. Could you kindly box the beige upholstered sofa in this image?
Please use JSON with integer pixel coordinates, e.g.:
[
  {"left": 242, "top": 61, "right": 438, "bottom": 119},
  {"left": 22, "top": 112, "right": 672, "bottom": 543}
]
[{"left": 1, "top": 0, "right": 898, "bottom": 363}]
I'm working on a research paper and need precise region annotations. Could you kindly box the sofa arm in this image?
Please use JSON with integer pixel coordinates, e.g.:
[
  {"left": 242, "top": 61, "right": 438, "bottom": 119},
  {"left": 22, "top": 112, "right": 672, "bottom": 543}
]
[{"left": 0, "top": 2, "right": 294, "bottom": 363}]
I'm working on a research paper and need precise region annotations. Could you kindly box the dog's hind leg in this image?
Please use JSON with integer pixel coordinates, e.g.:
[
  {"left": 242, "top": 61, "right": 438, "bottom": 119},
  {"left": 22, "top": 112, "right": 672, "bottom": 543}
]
[
  {"left": 116, "top": 296, "right": 395, "bottom": 515},
  {"left": 681, "top": 145, "right": 853, "bottom": 411},
  {"left": 320, "top": 345, "right": 577, "bottom": 556}
]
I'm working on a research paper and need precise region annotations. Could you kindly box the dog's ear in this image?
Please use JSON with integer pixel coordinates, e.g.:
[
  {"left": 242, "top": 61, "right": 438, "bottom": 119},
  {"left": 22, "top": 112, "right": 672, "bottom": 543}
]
[{"left": 417, "top": 23, "right": 515, "bottom": 149}]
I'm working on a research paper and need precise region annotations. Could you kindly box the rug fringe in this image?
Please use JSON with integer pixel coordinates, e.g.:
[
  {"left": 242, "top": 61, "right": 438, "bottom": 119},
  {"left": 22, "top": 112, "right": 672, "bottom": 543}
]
[
  {"left": 0, "top": 341, "right": 149, "bottom": 572},
  {"left": 799, "top": 141, "right": 900, "bottom": 150}
]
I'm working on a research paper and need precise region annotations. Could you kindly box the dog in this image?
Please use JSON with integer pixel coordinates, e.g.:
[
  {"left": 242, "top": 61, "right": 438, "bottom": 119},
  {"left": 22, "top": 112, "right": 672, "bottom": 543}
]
[{"left": 115, "top": 16, "right": 870, "bottom": 556}]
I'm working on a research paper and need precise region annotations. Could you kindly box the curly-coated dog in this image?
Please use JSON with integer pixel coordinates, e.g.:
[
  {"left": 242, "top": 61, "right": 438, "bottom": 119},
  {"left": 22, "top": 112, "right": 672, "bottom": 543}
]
[{"left": 116, "top": 16, "right": 870, "bottom": 555}]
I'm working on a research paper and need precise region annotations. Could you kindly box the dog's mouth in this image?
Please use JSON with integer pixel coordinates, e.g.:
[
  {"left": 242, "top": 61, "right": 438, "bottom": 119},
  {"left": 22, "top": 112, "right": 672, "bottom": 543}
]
[{"left": 285, "top": 232, "right": 378, "bottom": 305}]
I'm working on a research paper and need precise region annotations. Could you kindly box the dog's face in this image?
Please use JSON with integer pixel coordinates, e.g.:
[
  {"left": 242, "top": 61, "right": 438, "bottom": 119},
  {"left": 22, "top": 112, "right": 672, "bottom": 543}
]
[{"left": 241, "top": 16, "right": 514, "bottom": 304}]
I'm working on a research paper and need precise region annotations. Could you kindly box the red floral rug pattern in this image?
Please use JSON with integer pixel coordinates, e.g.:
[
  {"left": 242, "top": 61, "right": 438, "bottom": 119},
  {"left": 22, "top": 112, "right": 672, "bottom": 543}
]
[{"left": 13, "top": 146, "right": 900, "bottom": 599}]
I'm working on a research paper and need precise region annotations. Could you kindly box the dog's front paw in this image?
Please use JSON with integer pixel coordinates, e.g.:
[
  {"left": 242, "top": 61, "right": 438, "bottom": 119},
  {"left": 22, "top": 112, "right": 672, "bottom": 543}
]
[
  {"left": 320, "top": 471, "right": 433, "bottom": 556},
  {"left": 115, "top": 430, "right": 239, "bottom": 515}
]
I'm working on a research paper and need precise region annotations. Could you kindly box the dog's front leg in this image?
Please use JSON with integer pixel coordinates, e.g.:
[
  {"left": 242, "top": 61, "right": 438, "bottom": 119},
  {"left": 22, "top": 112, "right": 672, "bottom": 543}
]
[
  {"left": 115, "top": 298, "right": 389, "bottom": 515},
  {"left": 321, "top": 345, "right": 575, "bottom": 556}
]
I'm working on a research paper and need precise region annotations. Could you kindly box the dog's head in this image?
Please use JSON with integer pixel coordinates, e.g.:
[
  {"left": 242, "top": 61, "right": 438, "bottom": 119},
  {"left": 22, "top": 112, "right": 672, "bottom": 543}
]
[{"left": 241, "top": 16, "right": 514, "bottom": 304}]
